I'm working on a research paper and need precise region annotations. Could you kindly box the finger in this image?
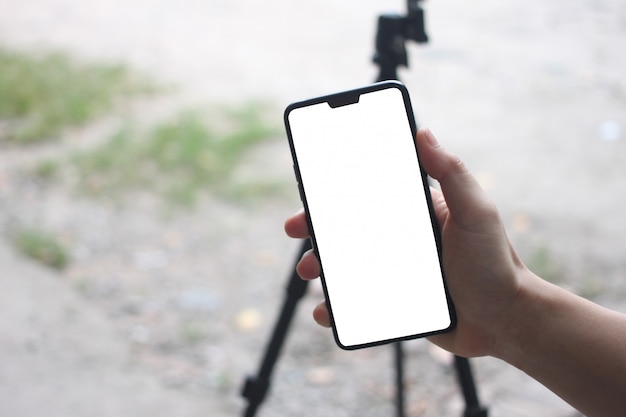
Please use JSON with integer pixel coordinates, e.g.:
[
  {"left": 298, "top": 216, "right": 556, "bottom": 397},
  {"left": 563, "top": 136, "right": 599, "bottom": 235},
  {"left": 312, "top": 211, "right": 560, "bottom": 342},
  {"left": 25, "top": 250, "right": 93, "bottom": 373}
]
[
  {"left": 313, "top": 301, "right": 331, "bottom": 327},
  {"left": 429, "top": 186, "right": 449, "bottom": 226},
  {"left": 296, "top": 249, "right": 321, "bottom": 280},
  {"left": 416, "top": 128, "right": 495, "bottom": 227},
  {"left": 284, "top": 208, "right": 310, "bottom": 239}
]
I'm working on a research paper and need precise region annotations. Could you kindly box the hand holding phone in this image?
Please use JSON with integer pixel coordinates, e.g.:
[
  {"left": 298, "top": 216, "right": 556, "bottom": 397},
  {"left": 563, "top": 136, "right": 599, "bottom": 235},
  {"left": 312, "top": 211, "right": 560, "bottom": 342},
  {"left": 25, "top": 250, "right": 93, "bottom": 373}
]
[{"left": 284, "top": 81, "right": 455, "bottom": 350}]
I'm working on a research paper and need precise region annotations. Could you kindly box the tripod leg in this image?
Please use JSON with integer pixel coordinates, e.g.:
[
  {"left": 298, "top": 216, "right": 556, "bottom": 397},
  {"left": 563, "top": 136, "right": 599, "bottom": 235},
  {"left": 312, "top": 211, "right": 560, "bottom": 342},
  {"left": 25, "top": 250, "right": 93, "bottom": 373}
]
[
  {"left": 241, "top": 239, "right": 312, "bottom": 417},
  {"left": 394, "top": 342, "right": 407, "bottom": 417},
  {"left": 454, "top": 355, "right": 488, "bottom": 417}
]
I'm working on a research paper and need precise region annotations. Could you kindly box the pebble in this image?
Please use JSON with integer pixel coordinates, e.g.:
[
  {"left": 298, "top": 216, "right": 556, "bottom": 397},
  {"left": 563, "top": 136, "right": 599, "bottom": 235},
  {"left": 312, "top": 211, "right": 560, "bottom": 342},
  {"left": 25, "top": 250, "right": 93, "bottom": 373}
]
[
  {"left": 598, "top": 120, "right": 622, "bottom": 142},
  {"left": 306, "top": 366, "right": 337, "bottom": 386},
  {"left": 178, "top": 289, "right": 220, "bottom": 312},
  {"left": 235, "top": 308, "right": 262, "bottom": 331},
  {"left": 132, "top": 249, "right": 169, "bottom": 270}
]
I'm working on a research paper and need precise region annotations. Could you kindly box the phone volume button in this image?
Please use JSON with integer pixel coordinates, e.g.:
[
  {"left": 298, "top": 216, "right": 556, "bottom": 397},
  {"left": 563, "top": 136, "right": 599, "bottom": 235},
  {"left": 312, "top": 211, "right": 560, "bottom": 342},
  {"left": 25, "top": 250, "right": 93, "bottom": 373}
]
[{"left": 297, "top": 182, "right": 305, "bottom": 202}]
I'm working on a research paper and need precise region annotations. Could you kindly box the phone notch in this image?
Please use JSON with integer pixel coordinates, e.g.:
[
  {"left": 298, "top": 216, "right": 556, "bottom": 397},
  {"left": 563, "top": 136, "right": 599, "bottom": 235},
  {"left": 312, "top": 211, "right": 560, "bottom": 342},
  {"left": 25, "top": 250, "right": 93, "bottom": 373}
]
[{"left": 327, "top": 92, "right": 361, "bottom": 109}]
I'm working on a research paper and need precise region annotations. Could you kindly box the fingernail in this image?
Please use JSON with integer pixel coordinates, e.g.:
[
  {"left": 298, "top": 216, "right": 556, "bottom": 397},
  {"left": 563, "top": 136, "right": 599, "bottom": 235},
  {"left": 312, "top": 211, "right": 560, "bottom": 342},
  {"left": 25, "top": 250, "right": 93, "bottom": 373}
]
[{"left": 423, "top": 128, "right": 439, "bottom": 147}]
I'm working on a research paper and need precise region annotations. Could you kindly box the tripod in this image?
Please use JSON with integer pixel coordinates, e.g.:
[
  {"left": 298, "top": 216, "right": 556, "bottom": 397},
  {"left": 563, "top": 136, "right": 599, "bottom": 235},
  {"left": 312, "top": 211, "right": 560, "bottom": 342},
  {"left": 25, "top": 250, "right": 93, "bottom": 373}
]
[{"left": 242, "top": 2, "right": 488, "bottom": 416}]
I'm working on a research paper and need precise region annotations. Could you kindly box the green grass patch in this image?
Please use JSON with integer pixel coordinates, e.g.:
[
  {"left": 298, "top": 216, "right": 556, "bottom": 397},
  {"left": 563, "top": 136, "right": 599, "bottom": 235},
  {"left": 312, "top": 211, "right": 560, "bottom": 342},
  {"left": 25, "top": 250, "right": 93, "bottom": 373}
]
[
  {"left": 13, "top": 228, "right": 70, "bottom": 270},
  {"left": 47, "top": 105, "right": 280, "bottom": 205},
  {"left": 0, "top": 47, "right": 152, "bottom": 143},
  {"left": 526, "top": 244, "right": 562, "bottom": 284},
  {"left": 179, "top": 319, "right": 211, "bottom": 345}
]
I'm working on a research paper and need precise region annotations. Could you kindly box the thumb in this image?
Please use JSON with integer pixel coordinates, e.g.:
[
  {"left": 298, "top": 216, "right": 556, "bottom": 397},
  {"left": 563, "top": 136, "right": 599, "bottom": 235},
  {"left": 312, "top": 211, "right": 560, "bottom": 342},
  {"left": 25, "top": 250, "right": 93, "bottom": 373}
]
[{"left": 416, "top": 128, "right": 495, "bottom": 228}]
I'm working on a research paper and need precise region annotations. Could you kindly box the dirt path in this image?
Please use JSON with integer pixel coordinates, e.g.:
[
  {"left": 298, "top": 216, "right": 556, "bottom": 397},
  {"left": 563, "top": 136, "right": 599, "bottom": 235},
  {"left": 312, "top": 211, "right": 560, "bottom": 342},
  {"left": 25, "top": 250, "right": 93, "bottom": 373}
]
[{"left": 1, "top": 1, "right": 625, "bottom": 416}]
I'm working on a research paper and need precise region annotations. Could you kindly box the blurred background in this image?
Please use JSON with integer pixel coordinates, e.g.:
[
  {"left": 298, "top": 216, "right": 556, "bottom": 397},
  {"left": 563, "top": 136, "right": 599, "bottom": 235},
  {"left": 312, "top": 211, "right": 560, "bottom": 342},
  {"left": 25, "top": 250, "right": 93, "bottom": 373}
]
[{"left": 0, "top": 0, "right": 625, "bottom": 416}]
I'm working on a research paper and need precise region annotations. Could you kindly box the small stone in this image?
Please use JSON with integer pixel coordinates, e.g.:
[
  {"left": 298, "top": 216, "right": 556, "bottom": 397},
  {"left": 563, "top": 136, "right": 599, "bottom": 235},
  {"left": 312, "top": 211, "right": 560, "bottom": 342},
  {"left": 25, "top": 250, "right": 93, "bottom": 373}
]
[
  {"left": 132, "top": 249, "right": 169, "bottom": 270},
  {"left": 235, "top": 308, "right": 262, "bottom": 331},
  {"left": 179, "top": 290, "right": 219, "bottom": 312},
  {"left": 598, "top": 120, "right": 622, "bottom": 142},
  {"left": 253, "top": 250, "right": 279, "bottom": 267},
  {"left": 306, "top": 366, "right": 336, "bottom": 386},
  {"left": 512, "top": 213, "right": 532, "bottom": 233},
  {"left": 131, "top": 325, "right": 151, "bottom": 344}
]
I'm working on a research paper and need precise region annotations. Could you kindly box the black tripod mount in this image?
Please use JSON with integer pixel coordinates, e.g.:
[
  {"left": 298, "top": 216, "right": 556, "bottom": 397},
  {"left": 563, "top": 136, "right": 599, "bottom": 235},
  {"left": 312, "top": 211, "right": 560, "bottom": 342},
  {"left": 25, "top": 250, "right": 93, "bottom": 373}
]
[
  {"left": 374, "top": 0, "right": 428, "bottom": 81},
  {"left": 241, "top": 2, "right": 488, "bottom": 416}
]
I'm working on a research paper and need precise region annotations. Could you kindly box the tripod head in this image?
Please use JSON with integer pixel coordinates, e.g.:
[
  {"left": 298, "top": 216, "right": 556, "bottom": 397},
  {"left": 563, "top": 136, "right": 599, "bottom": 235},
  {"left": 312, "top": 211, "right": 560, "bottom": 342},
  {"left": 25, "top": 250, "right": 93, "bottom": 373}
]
[{"left": 374, "top": 0, "right": 428, "bottom": 81}]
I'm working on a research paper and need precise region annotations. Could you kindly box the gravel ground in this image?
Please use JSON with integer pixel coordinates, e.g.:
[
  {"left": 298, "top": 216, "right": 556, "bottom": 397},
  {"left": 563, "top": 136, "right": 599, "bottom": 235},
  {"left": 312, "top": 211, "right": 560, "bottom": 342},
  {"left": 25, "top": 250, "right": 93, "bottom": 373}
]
[{"left": 1, "top": 1, "right": 625, "bottom": 416}]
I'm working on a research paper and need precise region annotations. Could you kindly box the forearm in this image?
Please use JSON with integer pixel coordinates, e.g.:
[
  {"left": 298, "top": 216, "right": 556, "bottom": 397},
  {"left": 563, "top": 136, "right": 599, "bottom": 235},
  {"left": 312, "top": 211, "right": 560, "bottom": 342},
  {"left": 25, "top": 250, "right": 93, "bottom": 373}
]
[{"left": 493, "top": 270, "right": 626, "bottom": 417}]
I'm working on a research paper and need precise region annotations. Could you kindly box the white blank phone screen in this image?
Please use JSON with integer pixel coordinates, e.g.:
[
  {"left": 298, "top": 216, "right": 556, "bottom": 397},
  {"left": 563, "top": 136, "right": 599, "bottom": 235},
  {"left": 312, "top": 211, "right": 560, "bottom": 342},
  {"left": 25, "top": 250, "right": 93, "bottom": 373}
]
[{"left": 287, "top": 86, "right": 452, "bottom": 348}]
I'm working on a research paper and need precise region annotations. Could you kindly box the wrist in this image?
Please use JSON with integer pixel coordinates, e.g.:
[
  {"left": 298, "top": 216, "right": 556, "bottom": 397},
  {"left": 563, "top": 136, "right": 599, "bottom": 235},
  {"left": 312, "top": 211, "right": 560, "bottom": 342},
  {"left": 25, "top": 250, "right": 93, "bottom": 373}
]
[
  {"left": 489, "top": 267, "right": 554, "bottom": 364},
  {"left": 488, "top": 267, "right": 626, "bottom": 416}
]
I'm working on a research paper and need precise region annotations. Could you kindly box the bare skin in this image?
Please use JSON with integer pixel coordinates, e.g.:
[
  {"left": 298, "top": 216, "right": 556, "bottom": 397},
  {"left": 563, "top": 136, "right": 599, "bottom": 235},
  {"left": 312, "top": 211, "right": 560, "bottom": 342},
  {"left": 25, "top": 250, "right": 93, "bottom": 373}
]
[{"left": 284, "top": 128, "right": 626, "bottom": 417}]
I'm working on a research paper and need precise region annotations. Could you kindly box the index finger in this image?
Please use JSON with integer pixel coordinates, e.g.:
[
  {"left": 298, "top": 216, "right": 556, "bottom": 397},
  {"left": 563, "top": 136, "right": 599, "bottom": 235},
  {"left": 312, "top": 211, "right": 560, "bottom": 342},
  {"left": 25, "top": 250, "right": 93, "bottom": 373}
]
[{"left": 284, "top": 208, "right": 310, "bottom": 239}]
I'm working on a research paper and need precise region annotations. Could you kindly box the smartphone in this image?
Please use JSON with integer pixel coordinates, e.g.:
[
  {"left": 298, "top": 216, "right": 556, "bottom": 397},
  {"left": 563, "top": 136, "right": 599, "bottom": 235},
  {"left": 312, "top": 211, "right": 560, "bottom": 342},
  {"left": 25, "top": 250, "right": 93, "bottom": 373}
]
[{"left": 284, "top": 81, "right": 455, "bottom": 350}]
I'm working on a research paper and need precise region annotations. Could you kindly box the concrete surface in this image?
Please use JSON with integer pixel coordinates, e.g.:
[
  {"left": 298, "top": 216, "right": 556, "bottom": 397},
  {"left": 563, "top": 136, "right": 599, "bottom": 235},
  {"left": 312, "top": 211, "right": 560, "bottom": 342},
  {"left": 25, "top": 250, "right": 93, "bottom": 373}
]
[{"left": 0, "top": 0, "right": 625, "bottom": 416}]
